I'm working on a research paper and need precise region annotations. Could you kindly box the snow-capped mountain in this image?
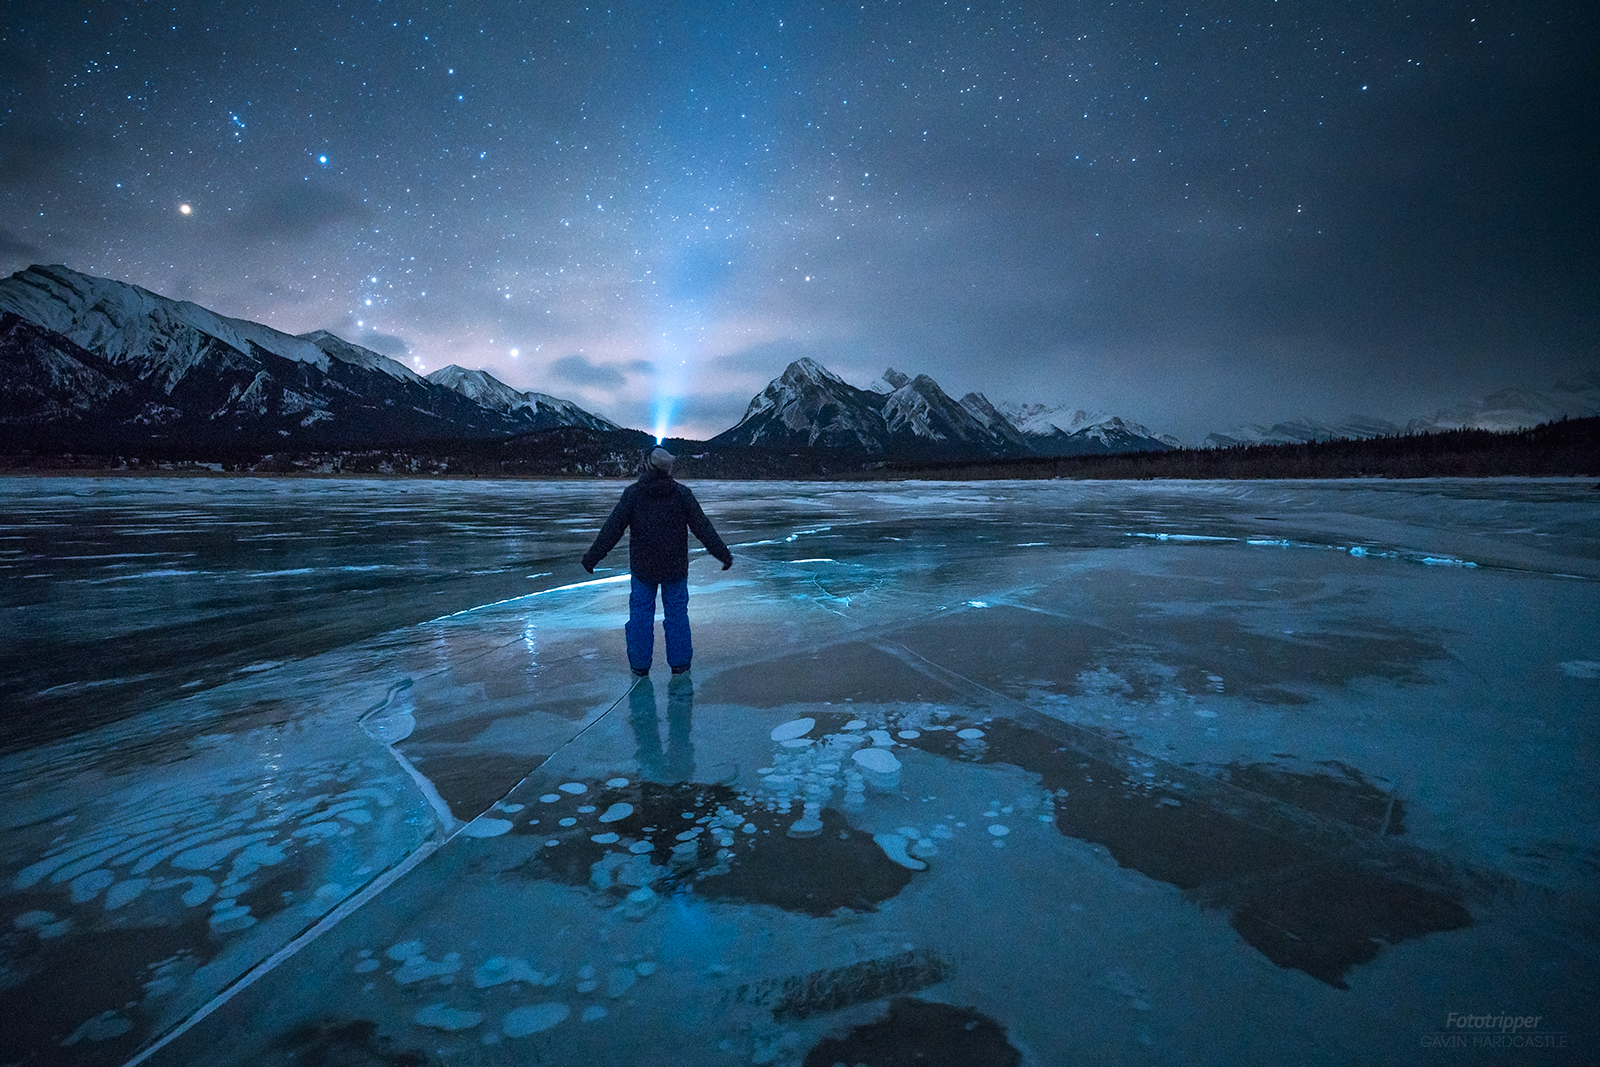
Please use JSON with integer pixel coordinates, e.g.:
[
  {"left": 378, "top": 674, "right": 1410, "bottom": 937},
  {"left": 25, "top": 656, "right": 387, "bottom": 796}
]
[
  {"left": 0, "top": 264, "right": 613, "bottom": 452},
  {"left": 996, "top": 399, "right": 1180, "bottom": 455},
  {"left": 1204, "top": 377, "right": 1600, "bottom": 448},
  {"left": 1407, "top": 375, "right": 1600, "bottom": 434},
  {"left": 710, "top": 357, "right": 900, "bottom": 453},
  {"left": 426, "top": 365, "right": 620, "bottom": 432},
  {"left": 1203, "top": 415, "right": 1404, "bottom": 449},
  {"left": 713, "top": 359, "right": 1175, "bottom": 459}
]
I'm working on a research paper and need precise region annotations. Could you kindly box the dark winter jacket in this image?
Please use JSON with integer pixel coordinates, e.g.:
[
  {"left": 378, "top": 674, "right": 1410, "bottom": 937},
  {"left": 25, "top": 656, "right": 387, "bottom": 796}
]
[{"left": 581, "top": 469, "right": 732, "bottom": 583}]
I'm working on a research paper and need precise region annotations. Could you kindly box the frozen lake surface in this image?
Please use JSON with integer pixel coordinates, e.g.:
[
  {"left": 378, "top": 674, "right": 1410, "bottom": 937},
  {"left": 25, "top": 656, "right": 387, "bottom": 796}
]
[{"left": 2, "top": 475, "right": 1597, "bottom": 1066}]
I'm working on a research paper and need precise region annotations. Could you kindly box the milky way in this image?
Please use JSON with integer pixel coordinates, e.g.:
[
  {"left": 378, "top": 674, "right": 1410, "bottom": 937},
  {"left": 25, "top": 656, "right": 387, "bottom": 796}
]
[{"left": 1, "top": 2, "right": 1593, "bottom": 440}]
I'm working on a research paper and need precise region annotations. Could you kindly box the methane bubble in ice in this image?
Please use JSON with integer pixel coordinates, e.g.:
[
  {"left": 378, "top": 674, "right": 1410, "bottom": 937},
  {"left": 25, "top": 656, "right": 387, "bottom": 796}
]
[
  {"left": 502, "top": 1002, "right": 570, "bottom": 1037},
  {"left": 873, "top": 833, "right": 928, "bottom": 871},
  {"left": 597, "top": 803, "right": 634, "bottom": 823},
  {"left": 770, "top": 717, "right": 815, "bottom": 742},
  {"left": 461, "top": 818, "right": 513, "bottom": 838},
  {"left": 558, "top": 782, "right": 587, "bottom": 794},
  {"left": 852, "top": 748, "right": 900, "bottom": 773},
  {"left": 956, "top": 728, "right": 985, "bottom": 739}
]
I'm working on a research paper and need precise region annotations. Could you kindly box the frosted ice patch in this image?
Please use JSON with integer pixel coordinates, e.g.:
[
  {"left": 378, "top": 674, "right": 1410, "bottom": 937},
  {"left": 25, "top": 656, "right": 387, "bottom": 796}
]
[
  {"left": 1560, "top": 661, "right": 1600, "bottom": 679},
  {"left": 598, "top": 802, "right": 634, "bottom": 823},
  {"left": 851, "top": 749, "right": 901, "bottom": 773},
  {"left": 605, "top": 777, "right": 631, "bottom": 787},
  {"left": 502, "top": 1002, "right": 569, "bottom": 1037},
  {"left": 558, "top": 782, "right": 587, "bottom": 794},
  {"left": 462, "top": 818, "right": 513, "bottom": 838},
  {"left": 770, "top": 717, "right": 815, "bottom": 741},
  {"left": 590, "top": 832, "right": 620, "bottom": 844},
  {"left": 955, "top": 728, "right": 985, "bottom": 740},
  {"left": 63, "top": 1011, "right": 132, "bottom": 1045},
  {"left": 414, "top": 1004, "right": 483, "bottom": 1031}
]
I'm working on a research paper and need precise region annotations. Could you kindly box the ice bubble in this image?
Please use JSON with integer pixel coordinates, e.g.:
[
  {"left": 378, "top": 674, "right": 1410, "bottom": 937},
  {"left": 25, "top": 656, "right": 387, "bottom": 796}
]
[
  {"left": 780, "top": 737, "right": 814, "bottom": 748},
  {"left": 462, "top": 818, "right": 513, "bottom": 838},
  {"left": 770, "top": 717, "right": 815, "bottom": 741},
  {"left": 14, "top": 910, "right": 56, "bottom": 930},
  {"left": 956, "top": 728, "right": 985, "bottom": 740},
  {"left": 577, "top": 805, "right": 597, "bottom": 813},
  {"left": 354, "top": 958, "right": 379, "bottom": 973},
  {"left": 394, "top": 950, "right": 462, "bottom": 984},
  {"left": 69, "top": 869, "right": 114, "bottom": 904},
  {"left": 559, "top": 817, "right": 577, "bottom": 827},
  {"left": 872, "top": 833, "right": 927, "bottom": 871},
  {"left": 786, "top": 816, "right": 823, "bottom": 838},
  {"left": 558, "top": 782, "right": 587, "bottom": 794},
  {"left": 499, "top": 803, "right": 524, "bottom": 813},
  {"left": 597, "top": 803, "right": 634, "bottom": 823},
  {"left": 581, "top": 1005, "right": 608, "bottom": 1023},
  {"left": 911, "top": 838, "right": 938, "bottom": 859},
  {"left": 104, "top": 878, "right": 151, "bottom": 910},
  {"left": 590, "top": 832, "right": 620, "bottom": 844},
  {"left": 605, "top": 777, "right": 631, "bottom": 787},
  {"left": 539, "top": 794, "right": 562, "bottom": 803},
  {"left": 387, "top": 940, "right": 426, "bottom": 961},
  {"left": 414, "top": 1004, "right": 483, "bottom": 1031},
  {"left": 502, "top": 1002, "right": 569, "bottom": 1037},
  {"left": 869, "top": 730, "right": 894, "bottom": 746},
  {"left": 607, "top": 966, "right": 637, "bottom": 997},
  {"left": 988, "top": 824, "right": 1010, "bottom": 836},
  {"left": 1194, "top": 709, "right": 1218, "bottom": 718},
  {"left": 755, "top": 767, "right": 775, "bottom": 775},
  {"left": 897, "top": 730, "right": 921, "bottom": 739},
  {"left": 635, "top": 961, "right": 658, "bottom": 976},
  {"left": 843, "top": 720, "right": 867, "bottom": 730},
  {"left": 851, "top": 748, "right": 901, "bottom": 773},
  {"left": 895, "top": 826, "right": 920, "bottom": 838}
]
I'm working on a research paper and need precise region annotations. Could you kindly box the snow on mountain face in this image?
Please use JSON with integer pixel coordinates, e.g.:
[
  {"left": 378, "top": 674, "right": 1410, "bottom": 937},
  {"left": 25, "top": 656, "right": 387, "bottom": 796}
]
[
  {"left": 1407, "top": 375, "right": 1600, "bottom": 433},
  {"left": 426, "top": 365, "right": 620, "bottom": 432},
  {"left": 301, "top": 330, "right": 424, "bottom": 385},
  {"left": 0, "top": 265, "right": 340, "bottom": 392},
  {"left": 717, "top": 357, "right": 890, "bottom": 451}
]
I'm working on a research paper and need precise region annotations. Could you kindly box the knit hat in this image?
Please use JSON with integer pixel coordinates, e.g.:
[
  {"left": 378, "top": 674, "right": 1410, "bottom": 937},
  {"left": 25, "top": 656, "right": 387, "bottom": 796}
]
[{"left": 648, "top": 446, "right": 675, "bottom": 473}]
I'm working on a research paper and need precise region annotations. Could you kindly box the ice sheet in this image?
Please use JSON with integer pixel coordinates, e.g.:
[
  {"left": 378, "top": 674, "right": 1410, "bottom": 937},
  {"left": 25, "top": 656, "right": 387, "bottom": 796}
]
[{"left": 2, "top": 476, "right": 1597, "bottom": 1066}]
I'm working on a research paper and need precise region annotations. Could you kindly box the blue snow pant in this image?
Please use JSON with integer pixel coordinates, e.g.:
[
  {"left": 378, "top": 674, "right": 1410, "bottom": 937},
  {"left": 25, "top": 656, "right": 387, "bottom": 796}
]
[{"left": 626, "top": 575, "right": 691, "bottom": 672}]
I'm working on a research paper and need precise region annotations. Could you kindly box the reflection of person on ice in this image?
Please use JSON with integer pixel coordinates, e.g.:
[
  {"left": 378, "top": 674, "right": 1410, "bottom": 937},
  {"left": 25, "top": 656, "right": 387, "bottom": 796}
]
[{"left": 581, "top": 447, "right": 732, "bottom": 675}]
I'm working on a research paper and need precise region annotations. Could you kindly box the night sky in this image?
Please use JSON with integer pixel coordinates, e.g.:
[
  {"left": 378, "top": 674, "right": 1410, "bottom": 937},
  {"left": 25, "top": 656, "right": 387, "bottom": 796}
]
[{"left": 2, "top": 2, "right": 1594, "bottom": 442}]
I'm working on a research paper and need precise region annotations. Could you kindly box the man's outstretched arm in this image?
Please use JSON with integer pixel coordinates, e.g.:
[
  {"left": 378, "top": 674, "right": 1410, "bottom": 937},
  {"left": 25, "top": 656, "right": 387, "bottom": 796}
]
[
  {"left": 681, "top": 486, "right": 733, "bottom": 569},
  {"left": 581, "top": 493, "right": 633, "bottom": 573}
]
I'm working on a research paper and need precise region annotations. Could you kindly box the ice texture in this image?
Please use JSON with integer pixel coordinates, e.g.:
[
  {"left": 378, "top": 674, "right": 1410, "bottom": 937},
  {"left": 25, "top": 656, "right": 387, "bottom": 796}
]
[{"left": 1, "top": 476, "right": 1596, "bottom": 1067}]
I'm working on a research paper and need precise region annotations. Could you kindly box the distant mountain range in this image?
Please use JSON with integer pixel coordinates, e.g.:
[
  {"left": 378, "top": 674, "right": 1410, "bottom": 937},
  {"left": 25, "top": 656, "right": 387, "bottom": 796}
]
[
  {"left": 0, "top": 264, "right": 616, "bottom": 453},
  {"left": 2, "top": 264, "right": 1593, "bottom": 470},
  {"left": 1203, "top": 377, "right": 1600, "bottom": 447},
  {"left": 707, "top": 357, "right": 1177, "bottom": 460}
]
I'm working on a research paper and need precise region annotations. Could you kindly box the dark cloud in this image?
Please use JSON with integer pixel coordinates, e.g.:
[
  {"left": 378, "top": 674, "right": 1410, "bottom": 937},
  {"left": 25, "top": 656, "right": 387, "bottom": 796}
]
[
  {"left": 550, "top": 354, "right": 651, "bottom": 389},
  {"left": 229, "top": 183, "right": 365, "bottom": 241},
  {"left": 358, "top": 330, "right": 409, "bottom": 357},
  {"left": 0, "top": 229, "right": 43, "bottom": 259},
  {"left": 0, "top": 123, "right": 82, "bottom": 186}
]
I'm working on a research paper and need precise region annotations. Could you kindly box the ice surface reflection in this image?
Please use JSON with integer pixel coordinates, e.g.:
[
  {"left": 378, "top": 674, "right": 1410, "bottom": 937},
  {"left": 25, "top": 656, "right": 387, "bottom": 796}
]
[{"left": 1, "top": 476, "right": 1597, "bottom": 1066}]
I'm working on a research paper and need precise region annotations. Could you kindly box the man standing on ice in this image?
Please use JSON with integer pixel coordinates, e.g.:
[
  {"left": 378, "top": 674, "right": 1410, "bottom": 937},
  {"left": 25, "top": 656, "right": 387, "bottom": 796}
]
[{"left": 582, "top": 446, "right": 733, "bottom": 676}]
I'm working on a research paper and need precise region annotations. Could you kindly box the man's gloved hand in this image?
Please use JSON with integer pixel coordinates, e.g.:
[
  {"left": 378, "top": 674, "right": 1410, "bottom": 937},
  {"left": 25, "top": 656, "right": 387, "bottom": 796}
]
[
  {"left": 582, "top": 559, "right": 595, "bottom": 574},
  {"left": 721, "top": 556, "right": 733, "bottom": 570}
]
